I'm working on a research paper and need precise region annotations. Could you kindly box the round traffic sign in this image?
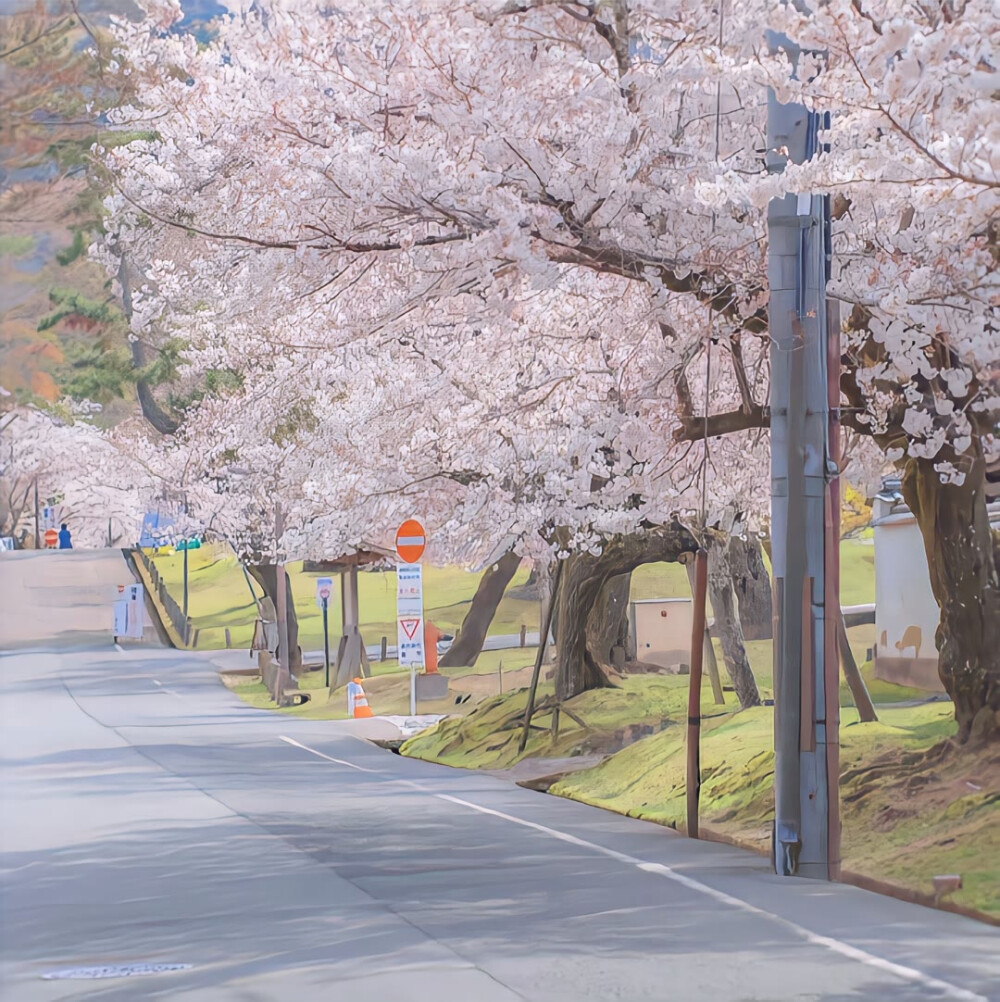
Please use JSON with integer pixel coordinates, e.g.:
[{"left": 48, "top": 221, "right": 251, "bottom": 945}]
[
  {"left": 44, "top": 528, "right": 58, "bottom": 548},
  {"left": 395, "top": 518, "right": 426, "bottom": 563},
  {"left": 319, "top": 586, "right": 331, "bottom": 600}
]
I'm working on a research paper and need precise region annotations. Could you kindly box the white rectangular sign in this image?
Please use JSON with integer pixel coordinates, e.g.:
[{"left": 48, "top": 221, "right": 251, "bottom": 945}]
[
  {"left": 114, "top": 585, "right": 144, "bottom": 639},
  {"left": 396, "top": 563, "right": 424, "bottom": 666},
  {"left": 315, "top": 576, "right": 334, "bottom": 609},
  {"left": 124, "top": 584, "right": 145, "bottom": 639},
  {"left": 113, "top": 600, "right": 129, "bottom": 639}
]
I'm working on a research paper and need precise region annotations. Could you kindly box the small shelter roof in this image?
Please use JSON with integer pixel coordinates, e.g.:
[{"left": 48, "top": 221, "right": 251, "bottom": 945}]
[{"left": 301, "top": 543, "right": 395, "bottom": 574}]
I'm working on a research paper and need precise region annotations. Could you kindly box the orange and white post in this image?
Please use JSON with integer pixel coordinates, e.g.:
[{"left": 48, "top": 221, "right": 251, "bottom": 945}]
[{"left": 347, "top": 677, "right": 373, "bottom": 718}]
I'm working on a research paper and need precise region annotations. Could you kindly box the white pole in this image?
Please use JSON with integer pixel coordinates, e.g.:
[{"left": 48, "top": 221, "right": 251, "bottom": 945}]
[{"left": 410, "top": 664, "right": 416, "bottom": 716}]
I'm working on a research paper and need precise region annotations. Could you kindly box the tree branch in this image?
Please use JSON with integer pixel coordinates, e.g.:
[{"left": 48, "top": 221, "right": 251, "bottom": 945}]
[
  {"left": 542, "top": 234, "right": 769, "bottom": 334},
  {"left": 673, "top": 405, "right": 769, "bottom": 443}
]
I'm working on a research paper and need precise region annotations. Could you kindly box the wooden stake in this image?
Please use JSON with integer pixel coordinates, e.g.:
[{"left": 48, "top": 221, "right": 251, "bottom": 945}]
[
  {"left": 519, "top": 559, "right": 563, "bottom": 754},
  {"left": 837, "top": 610, "right": 877, "bottom": 722},
  {"left": 686, "top": 559, "right": 725, "bottom": 706},
  {"left": 687, "top": 549, "right": 708, "bottom": 839}
]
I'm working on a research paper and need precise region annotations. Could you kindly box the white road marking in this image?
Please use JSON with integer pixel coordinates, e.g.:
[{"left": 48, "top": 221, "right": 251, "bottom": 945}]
[
  {"left": 279, "top": 735, "right": 380, "bottom": 774},
  {"left": 151, "top": 679, "right": 182, "bottom": 699},
  {"left": 278, "top": 735, "right": 988, "bottom": 1002}
]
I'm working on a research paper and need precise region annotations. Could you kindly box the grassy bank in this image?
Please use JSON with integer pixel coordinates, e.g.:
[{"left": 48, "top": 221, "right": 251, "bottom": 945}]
[{"left": 222, "top": 648, "right": 539, "bottom": 721}]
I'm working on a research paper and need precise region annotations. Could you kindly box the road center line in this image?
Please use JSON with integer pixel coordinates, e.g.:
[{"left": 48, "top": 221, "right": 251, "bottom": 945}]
[{"left": 278, "top": 734, "right": 986, "bottom": 1002}]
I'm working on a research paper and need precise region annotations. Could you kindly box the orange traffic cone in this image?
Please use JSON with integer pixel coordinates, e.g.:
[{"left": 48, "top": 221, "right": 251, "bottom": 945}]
[{"left": 348, "top": 677, "right": 374, "bottom": 718}]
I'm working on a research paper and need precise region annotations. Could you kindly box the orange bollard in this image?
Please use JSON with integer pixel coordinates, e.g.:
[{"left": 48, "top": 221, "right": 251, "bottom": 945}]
[{"left": 423, "top": 620, "right": 445, "bottom": 674}]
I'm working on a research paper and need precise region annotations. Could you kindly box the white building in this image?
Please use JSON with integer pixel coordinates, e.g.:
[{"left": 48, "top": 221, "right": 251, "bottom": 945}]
[
  {"left": 872, "top": 474, "right": 1000, "bottom": 691},
  {"left": 628, "top": 598, "right": 694, "bottom": 671}
]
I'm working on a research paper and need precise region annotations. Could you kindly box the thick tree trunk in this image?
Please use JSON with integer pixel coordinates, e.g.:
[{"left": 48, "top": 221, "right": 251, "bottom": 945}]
[
  {"left": 247, "top": 564, "right": 302, "bottom": 674},
  {"left": 547, "top": 560, "right": 561, "bottom": 645},
  {"left": 707, "top": 533, "right": 762, "bottom": 709},
  {"left": 557, "top": 554, "right": 619, "bottom": 701},
  {"left": 901, "top": 454, "right": 1000, "bottom": 744},
  {"left": 555, "top": 523, "right": 699, "bottom": 701},
  {"left": 729, "top": 534, "right": 773, "bottom": 640},
  {"left": 585, "top": 573, "right": 631, "bottom": 668},
  {"left": 439, "top": 551, "right": 521, "bottom": 667},
  {"left": 118, "top": 254, "right": 179, "bottom": 434}
]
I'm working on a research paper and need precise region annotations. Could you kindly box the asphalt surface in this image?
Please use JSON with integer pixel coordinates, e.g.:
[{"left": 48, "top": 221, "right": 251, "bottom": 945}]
[{"left": 1, "top": 549, "right": 998, "bottom": 1001}]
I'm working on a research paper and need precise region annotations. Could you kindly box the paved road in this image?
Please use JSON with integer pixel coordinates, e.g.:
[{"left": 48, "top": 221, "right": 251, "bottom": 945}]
[{"left": 2, "top": 550, "right": 998, "bottom": 1001}]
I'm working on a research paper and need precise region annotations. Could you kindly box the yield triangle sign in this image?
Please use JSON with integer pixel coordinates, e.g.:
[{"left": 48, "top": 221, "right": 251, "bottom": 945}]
[{"left": 400, "top": 618, "right": 421, "bottom": 639}]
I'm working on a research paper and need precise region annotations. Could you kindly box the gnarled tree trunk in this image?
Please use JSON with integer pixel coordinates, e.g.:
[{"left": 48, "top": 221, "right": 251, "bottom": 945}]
[
  {"left": 729, "top": 534, "right": 772, "bottom": 641},
  {"left": 902, "top": 453, "right": 1000, "bottom": 745},
  {"left": 707, "top": 532, "right": 762, "bottom": 709},
  {"left": 585, "top": 573, "right": 631, "bottom": 668},
  {"left": 439, "top": 551, "right": 521, "bottom": 667},
  {"left": 246, "top": 564, "right": 302, "bottom": 674},
  {"left": 555, "top": 524, "right": 698, "bottom": 701}
]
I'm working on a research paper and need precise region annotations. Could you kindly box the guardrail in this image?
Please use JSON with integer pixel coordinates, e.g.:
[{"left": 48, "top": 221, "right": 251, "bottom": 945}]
[{"left": 134, "top": 548, "right": 193, "bottom": 646}]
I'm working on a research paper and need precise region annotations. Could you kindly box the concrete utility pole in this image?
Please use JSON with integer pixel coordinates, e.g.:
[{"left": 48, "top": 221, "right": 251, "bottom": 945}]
[{"left": 766, "top": 30, "right": 841, "bottom": 880}]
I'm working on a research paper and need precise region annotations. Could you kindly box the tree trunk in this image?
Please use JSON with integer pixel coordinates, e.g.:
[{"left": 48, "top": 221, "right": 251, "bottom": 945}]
[
  {"left": 118, "top": 253, "right": 179, "bottom": 434},
  {"left": 901, "top": 454, "right": 1000, "bottom": 745},
  {"left": 547, "top": 560, "right": 561, "bottom": 645},
  {"left": 555, "top": 523, "right": 699, "bottom": 701},
  {"left": 247, "top": 563, "right": 302, "bottom": 674},
  {"left": 439, "top": 551, "right": 521, "bottom": 667},
  {"left": 707, "top": 533, "right": 762, "bottom": 709},
  {"left": 729, "top": 534, "right": 773, "bottom": 640},
  {"left": 585, "top": 573, "right": 631, "bottom": 668},
  {"left": 557, "top": 553, "right": 619, "bottom": 701}
]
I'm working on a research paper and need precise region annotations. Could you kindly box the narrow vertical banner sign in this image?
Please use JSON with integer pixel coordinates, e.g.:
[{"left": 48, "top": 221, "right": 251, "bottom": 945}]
[
  {"left": 125, "top": 584, "right": 145, "bottom": 639},
  {"left": 396, "top": 563, "right": 425, "bottom": 668}
]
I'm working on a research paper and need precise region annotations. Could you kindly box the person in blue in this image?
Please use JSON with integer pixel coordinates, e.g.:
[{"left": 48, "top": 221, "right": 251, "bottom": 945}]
[{"left": 58, "top": 523, "right": 72, "bottom": 549}]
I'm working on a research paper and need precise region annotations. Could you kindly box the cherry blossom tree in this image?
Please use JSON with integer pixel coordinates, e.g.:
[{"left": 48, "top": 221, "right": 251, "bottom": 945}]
[
  {"left": 112, "top": 262, "right": 767, "bottom": 701},
  {"left": 0, "top": 403, "right": 152, "bottom": 546},
  {"left": 94, "top": 0, "right": 996, "bottom": 729}
]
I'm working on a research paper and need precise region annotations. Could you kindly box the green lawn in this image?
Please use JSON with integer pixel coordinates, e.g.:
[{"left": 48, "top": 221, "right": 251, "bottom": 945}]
[
  {"left": 150, "top": 543, "right": 540, "bottom": 652},
  {"left": 155, "top": 539, "right": 876, "bottom": 657}
]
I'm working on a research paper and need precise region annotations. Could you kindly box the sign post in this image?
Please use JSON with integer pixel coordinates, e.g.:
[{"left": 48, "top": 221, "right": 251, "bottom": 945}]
[
  {"left": 316, "top": 577, "right": 334, "bottom": 687},
  {"left": 395, "top": 519, "right": 426, "bottom": 715},
  {"left": 113, "top": 583, "right": 145, "bottom": 641}
]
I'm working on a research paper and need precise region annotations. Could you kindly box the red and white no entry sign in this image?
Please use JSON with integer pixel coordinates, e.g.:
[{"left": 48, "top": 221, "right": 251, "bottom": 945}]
[{"left": 395, "top": 518, "right": 426, "bottom": 563}]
